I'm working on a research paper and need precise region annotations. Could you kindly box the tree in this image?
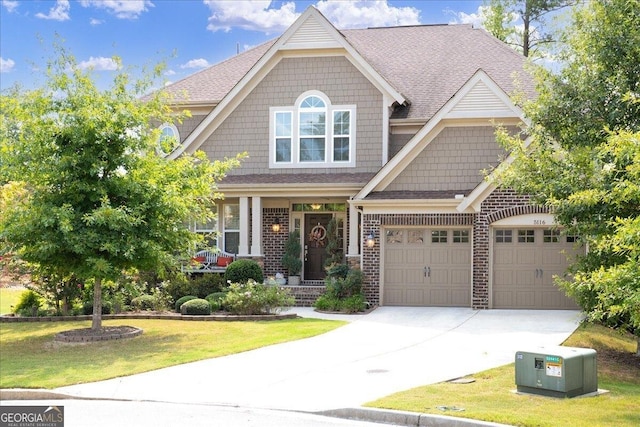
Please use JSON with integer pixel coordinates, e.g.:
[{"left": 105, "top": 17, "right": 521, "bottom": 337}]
[
  {"left": 0, "top": 46, "right": 243, "bottom": 331},
  {"left": 482, "top": 0, "right": 575, "bottom": 58},
  {"left": 494, "top": 0, "right": 640, "bottom": 354}
]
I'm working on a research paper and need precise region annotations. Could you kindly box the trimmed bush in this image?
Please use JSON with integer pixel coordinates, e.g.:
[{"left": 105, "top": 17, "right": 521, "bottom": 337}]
[
  {"left": 130, "top": 294, "right": 155, "bottom": 311},
  {"left": 205, "top": 292, "right": 227, "bottom": 312},
  {"left": 82, "top": 301, "right": 113, "bottom": 315},
  {"left": 180, "top": 298, "right": 211, "bottom": 315},
  {"left": 224, "top": 259, "right": 264, "bottom": 284},
  {"left": 175, "top": 295, "right": 197, "bottom": 312},
  {"left": 190, "top": 274, "right": 226, "bottom": 298}
]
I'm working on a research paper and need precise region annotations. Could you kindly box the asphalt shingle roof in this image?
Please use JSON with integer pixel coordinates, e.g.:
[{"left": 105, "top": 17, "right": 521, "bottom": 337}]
[{"left": 163, "top": 23, "right": 533, "bottom": 120}]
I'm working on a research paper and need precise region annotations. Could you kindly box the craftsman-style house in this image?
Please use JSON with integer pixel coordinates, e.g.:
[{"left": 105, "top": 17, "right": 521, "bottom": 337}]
[{"left": 162, "top": 7, "right": 580, "bottom": 309}]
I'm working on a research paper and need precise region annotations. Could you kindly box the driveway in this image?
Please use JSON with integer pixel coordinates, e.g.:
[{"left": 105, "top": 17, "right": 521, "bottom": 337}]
[{"left": 55, "top": 307, "right": 582, "bottom": 412}]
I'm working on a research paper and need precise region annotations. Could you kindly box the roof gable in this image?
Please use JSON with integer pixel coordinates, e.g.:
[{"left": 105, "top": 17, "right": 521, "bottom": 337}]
[
  {"left": 168, "top": 6, "right": 406, "bottom": 159},
  {"left": 354, "top": 70, "right": 525, "bottom": 200}
]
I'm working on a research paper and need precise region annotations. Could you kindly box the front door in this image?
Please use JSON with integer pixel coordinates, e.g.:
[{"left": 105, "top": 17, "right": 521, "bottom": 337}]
[{"left": 304, "top": 214, "right": 332, "bottom": 280}]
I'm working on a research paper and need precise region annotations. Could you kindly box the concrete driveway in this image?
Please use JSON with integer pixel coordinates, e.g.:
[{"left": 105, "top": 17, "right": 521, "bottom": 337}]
[{"left": 55, "top": 307, "right": 582, "bottom": 412}]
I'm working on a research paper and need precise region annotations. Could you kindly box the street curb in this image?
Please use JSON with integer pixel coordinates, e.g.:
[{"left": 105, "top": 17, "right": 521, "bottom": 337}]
[
  {"left": 1, "top": 389, "right": 78, "bottom": 401},
  {"left": 317, "top": 407, "right": 513, "bottom": 427}
]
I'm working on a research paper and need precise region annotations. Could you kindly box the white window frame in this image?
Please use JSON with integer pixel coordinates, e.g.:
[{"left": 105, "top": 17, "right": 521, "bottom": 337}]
[
  {"left": 269, "top": 90, "right": 356, "bottom": 168},
  {"left": 157, "top": 123, "right": 180, "bottom": 157},
  {"left": 223, "top": 204, "right": 240, "bottom": 254}
]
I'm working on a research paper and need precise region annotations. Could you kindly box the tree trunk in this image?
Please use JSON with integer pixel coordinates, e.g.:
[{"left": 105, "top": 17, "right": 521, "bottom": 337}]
[
  {"left": 636, "top": 337, "right": 639, "bottom": 357},
  {"left": 92, "top": 277, "right": 102, "bottom": 331}
]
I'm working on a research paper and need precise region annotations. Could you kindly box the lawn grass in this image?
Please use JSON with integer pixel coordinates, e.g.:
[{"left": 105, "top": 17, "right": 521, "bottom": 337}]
[
  {"left": 0, "top": 317, "right": 344, "bottom": 389},
  {"left": 0, "top": 287, "right": 25, "bottom": 315},
  {"left": 367, "top": 323, "right": 640, "bottom": 427}
]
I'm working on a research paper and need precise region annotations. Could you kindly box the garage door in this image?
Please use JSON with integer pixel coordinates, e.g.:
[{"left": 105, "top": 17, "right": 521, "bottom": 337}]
[
  {"left": 384, "top": 228, "right": 471, "bottom": 306},
  {"left": 493, "top": 228, "right": 582, "bottom": 309}
]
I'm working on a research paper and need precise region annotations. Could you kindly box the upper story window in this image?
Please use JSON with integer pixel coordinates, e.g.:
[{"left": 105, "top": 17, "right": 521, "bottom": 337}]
[
  {"left": 157, "top": 123, "right": 180, "bottom": 157},
  {"left": 270, "top": 91, "right": 356, "bottom": 168}
]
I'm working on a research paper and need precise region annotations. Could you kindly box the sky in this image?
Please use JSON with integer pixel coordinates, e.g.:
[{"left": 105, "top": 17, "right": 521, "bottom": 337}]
[{"left": 0, "top": 1, "right": 488, "bottom": 91}]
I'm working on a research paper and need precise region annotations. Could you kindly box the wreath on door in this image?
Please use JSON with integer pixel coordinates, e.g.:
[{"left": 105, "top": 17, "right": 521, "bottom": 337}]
[{"left": 308, "top": 224, "right": 327, "bottom": 247}]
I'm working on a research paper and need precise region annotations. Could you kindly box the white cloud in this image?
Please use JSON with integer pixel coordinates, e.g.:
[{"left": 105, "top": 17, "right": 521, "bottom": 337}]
[
  {"left": 165, "top": 69, "right": 176, "bottom": 76},
  {"left": 204, "top": 0, "right": 299, "bottom": 34},
  {"left": 316, "top": 0, "right": 420, "bottom": 29},
  {"left": 77, "top": 56, "right": 119, "bottom": 71},
  {"left": 1, "top": 57, "right": 16, "bottom": 73},
  {"left": 80, "top": 0, "right": 153, "bottom": 19},
  {"left": 2, "top": 0, "right": 19, "bottom": 13},
  {"left": 180, "top": 58, "right": 210, "bottom": 69},
  {"left": 35, "top": 0, "right": 70, "bottom": 21},
  {"left": 203, "top": 0, "right": 421, "bottom": 34},
  {"left": 90, "top": 18, "right": 104, "bottom": 26},
  {"left": 448, "top": 7, "right": 484, "bottom": 27}
]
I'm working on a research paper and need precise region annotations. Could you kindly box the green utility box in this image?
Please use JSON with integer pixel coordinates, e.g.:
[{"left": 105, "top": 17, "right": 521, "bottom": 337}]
[{"left": 515, "top": 346, "right": 597, "bottom": 398}]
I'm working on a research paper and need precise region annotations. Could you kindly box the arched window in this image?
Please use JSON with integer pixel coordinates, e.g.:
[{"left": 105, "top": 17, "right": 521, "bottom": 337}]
[
  {"left": 157, "top": 123, "right": 180, "bottom": 156},
  {"left": 270, "top": 91, "right": 355, "bottom": 168}
]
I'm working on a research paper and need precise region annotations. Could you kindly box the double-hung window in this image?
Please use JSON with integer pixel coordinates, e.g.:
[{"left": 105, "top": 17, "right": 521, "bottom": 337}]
[{"left": 270, "top": 91, "right": 355, "bottom": 168}]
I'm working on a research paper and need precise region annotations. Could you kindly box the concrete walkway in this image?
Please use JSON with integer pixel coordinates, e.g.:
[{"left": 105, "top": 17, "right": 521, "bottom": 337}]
[{"left": 54, "top": 307, "right": 583, "bottom": 413}]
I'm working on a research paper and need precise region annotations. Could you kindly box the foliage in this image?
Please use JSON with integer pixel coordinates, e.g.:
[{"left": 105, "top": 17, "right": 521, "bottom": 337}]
[
  {"left": 29, "top": 269, "right": 84, "bottom": 316},
  {"left": 314, "top": 265, "right": 367, "bottom": 313},
  {"left": 175, "top": 295, "right": 198, "bottom": 312},
  {"left": 281, "top": 230, "right": 302, "bottom": 276},
  {"left": 180, "top": 298, "right": 211, "bottom": 315},
  {"left": 493, "top": 0, "right": 640, "bottom": 344},
  {"left": 481, "top": 0, "right": 575, "bottom": 58},
  {"left": 223, "top": 280, "right": 294, "bottom": 315},
  {"left": 224, "top": 259, "right": 264, "bottom": 284},
  {"left": 82, "top": 301, "right": 112, "bottom": 315},
  {"left": 324, "top": 218, "right": 343, "bottom": 268},
  {"left": 13, "top": 290, "right": 43, "bottom": 316},
  {"left": 130, "top": 295, "right": 156, "bottom": 311},
  {"left": 0, "top": 44, "right": 243, "bottom": 330},
  {"left": 205, "top": 291, "right": 228, "bottom": 311}
]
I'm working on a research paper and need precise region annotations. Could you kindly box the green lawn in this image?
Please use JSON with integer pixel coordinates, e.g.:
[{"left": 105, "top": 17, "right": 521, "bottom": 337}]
[
  {"left": 0, "top": 317, "right": 344, "bottom": 389},
  {"left": 0, "top": 287, "right": 25, "bottom": 315},
  {"left": 367, "top": 323, "right": 640, "bottom": 427}
]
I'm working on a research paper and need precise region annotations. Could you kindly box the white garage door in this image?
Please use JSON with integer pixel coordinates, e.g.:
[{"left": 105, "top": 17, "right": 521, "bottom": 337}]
[
  {"left": 493, "top": 228, "right": 582, "bottom": 309},
  {"left": 384, "top": 228, "right": 471, "bottom": 306}
]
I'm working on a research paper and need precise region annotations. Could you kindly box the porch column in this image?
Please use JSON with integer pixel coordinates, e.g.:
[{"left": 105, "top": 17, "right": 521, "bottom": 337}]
[
  {"left": 348, "top": 202, "right": 360, "bottom": 256},
  {"left": 251, "top": 196, "right": 262, "bottom": 256},
  {"left": 238, "top": 197, "right": 250, "bottom": 256}
]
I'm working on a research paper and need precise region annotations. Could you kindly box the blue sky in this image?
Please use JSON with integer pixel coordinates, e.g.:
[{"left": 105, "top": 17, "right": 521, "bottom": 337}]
[{"left": 0, "top": 1, "right": 486, "bottom": 91}]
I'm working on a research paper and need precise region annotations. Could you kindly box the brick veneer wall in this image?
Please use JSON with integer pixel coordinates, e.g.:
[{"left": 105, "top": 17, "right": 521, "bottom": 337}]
[
  {"left": 361, "top": 194, "right": 547, "bottom": 309},
  {"left": 263, "top": 208, "right": 289, "bottom": 278}
]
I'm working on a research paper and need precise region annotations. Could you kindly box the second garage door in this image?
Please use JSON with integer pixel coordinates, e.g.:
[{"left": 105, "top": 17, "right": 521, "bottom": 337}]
[
  {"left": 383, "top": 228, "right": 471, "bottom": 306},
  {"left": 493, "top": 228, "right": 582, "bottom": 309}
]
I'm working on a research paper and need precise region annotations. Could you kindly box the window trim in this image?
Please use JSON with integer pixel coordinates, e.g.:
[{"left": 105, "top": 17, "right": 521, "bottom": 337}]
[
  {"left": 269, "top": 91, "right": 356, "bottom": 168},
  {"left": 157, "top": 123, "right": 180, "bottom": 157}
]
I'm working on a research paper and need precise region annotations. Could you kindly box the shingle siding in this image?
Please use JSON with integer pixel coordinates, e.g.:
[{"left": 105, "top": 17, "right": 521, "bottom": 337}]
[
  {"left": 199, "top": 56, "right": 383, "bottom": 175},
  {"left": 386, "top": 126, "right": 507, "bottom": 192}
]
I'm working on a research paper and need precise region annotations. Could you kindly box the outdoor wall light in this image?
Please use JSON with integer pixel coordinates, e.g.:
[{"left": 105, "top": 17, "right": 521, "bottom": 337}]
[
  {"left": 366, "top": 231, "right": 376, "bottom": 248},
  {"left": 271, "top": 217, "right": 281, "bottom": 233}
]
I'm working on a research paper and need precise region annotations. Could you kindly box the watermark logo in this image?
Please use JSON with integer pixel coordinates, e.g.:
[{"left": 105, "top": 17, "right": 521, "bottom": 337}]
[{"left": 0, "top": 405, "right": 64, "bottom": 427}]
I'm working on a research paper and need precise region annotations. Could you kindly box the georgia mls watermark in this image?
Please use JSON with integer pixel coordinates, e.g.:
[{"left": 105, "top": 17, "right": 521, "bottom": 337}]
[{"left": 0, "top": 406, "right": 64, "bottom": 427}]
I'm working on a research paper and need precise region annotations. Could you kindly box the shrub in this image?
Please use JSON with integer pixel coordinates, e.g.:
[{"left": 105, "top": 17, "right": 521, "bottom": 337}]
[
  {"left": 131, "top": 294, "right": 156, "bottom": 311},
  {"left": 341, "top": 294, "right": 367, "bottom": 313},
  {"left": 82, "top": 301, "right": 113, "bottom": 315},
  {"left": 315, "top": 266, "right": 367, "bottom": 313},
  {"left": 14, "top": 290, "right": 43, "bottom": 316},
  {"left": 180, "top": 298, "right": 211, "bottom": 315},
  {"left": 190, "top": 273, "right": 226, "bottom": 298},
  {"left": 205, "top": 292, "right": 227, "bottom": 312},
  {"left": 313, "top": 294, "right": 341, "bottom": 312},
  {"left": 175, "top": 295, "right": 197, "bottom": 312},
  {"left": 224, "top": 280, "right": 294, "bottom": 315},
  {"left": 224, "top": 259, "right": 264, "bottom": 284}
]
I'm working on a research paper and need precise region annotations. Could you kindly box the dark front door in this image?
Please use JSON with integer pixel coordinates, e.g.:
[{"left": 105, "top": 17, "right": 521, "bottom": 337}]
[{"left": 304, "top": 214, "right": 332, "bottom": 280}]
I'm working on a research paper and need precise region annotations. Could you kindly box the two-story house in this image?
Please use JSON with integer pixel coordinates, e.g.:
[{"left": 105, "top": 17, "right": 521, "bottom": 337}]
[{"left": 161, "top": 7, "right": 581, "bottom": 310}]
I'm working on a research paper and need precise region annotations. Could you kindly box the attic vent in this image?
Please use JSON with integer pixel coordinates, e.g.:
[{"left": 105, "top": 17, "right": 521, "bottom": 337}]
[{"left": 285, "top": 17, "right": 340, "bottom": 47}]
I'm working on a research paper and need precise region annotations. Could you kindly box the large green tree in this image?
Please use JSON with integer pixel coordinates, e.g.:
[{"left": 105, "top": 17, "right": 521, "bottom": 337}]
[
  {"left": 495, "top": 0, "right": 640, "bottom": 353},
  {"left": 482, "top": 0, "right": 575, "bottom": 58},
  {"left": 0, "top": 48, "right": 242, "bottom": 331}
]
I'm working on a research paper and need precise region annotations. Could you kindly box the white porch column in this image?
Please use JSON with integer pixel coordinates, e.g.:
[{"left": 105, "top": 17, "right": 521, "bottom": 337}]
[
  {"left": 251, "top": 196, "right": 262, "bottom": 256},
  {"left": 238, "top": 197, "right": 250, "bottom": 256},
  {"left": 348, "top": 202, "right": 360, "bottom": 256}
]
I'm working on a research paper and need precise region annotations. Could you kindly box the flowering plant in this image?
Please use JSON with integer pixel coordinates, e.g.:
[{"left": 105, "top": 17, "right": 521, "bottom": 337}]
[{"left": 224, "top": 280, "right": 295, "bottom": 315}]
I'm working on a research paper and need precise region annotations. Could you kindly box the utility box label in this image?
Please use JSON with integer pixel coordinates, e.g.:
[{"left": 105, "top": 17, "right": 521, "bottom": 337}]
[{"left": 546, "top": 362, "right": 562, "bottom": 377}]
